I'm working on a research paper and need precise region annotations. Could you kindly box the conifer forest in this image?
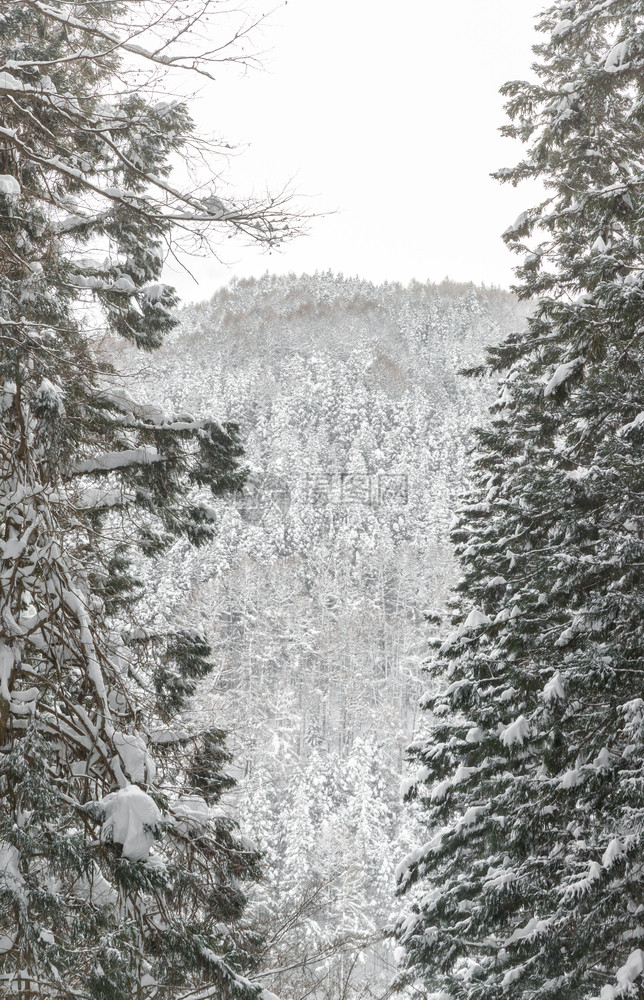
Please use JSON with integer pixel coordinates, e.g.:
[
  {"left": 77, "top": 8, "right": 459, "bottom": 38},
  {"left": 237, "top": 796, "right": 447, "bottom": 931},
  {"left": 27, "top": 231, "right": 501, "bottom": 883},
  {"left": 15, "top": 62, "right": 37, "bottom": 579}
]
[{"left": 4, "top": 3, "right": 644, "bottom": 1000}]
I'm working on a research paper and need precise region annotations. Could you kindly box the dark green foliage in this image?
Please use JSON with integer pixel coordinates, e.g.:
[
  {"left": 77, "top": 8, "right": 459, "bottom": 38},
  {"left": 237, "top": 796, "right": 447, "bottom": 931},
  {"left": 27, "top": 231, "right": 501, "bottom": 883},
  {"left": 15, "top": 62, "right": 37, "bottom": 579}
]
[
  {"left": 395, "top": 3, "right": 644, "bottom": 999},
  {"left": 153, "top": 630, "right": 215, "bottom": 716},
  {"left": 189, "top": 729, "right": 237, "bottom": 804}
]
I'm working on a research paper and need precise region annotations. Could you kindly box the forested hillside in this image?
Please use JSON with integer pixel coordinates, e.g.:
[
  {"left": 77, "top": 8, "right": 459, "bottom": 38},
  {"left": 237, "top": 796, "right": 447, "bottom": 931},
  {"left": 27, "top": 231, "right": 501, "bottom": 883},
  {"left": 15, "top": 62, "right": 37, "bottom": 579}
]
[{"left": 123, "top": 272, "right": 525, "bottom": 1000}]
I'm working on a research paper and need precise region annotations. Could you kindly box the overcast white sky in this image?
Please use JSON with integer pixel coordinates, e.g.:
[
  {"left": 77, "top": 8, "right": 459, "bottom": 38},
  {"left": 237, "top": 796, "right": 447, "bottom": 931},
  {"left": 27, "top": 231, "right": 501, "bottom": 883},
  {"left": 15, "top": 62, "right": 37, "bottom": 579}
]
[{"left": 165, "top": 0, "right": 545, "bottom": 302}]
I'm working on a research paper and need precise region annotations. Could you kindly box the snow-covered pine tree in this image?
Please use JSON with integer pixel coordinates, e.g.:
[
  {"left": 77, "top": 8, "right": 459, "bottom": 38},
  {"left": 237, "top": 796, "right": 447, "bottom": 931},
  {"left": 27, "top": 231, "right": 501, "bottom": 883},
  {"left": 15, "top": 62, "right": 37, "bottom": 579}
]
[
  {"left": 0, "top": 3, "right": 293, "bottom": 997},
  {"left": 395, "top": 4, "right": 644, "bottom": 999}
]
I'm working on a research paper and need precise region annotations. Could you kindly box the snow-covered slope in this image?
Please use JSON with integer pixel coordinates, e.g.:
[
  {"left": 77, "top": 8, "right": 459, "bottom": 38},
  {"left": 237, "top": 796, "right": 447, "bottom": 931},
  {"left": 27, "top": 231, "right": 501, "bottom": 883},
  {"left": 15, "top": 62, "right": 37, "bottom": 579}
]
[{"left": 127, "top": 272, "right": 526, "bottom": 1000}]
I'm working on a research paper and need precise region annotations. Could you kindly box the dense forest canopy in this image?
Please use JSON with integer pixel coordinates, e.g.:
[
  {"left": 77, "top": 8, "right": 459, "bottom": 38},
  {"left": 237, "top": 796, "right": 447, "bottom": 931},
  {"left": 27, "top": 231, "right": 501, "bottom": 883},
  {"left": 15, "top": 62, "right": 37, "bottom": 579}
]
[{"left": 124, "top": 271, "right": 527, "bottom": 1000}]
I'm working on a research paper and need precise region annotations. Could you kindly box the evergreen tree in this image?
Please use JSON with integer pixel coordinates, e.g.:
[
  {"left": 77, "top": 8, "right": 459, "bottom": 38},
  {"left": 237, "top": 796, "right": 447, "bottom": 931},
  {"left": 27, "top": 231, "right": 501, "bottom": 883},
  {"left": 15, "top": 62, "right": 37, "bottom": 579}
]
[
  {"left": 395, "top": 3, "right": 644, "bottom": 999},
  {"left": 0, "top": 3, "right": 292, "bottom": 997}
]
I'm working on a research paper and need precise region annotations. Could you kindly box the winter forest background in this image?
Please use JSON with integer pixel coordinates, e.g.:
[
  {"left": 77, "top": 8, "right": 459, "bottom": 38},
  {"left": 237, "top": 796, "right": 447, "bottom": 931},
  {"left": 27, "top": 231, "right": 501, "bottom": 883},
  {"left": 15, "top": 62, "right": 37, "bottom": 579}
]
[
  {"left": 8, "top": 2, "right": 644, "bottom": 1000},
  {"left": 116, "top": 273, "right": 526, "bottom": 1000}
]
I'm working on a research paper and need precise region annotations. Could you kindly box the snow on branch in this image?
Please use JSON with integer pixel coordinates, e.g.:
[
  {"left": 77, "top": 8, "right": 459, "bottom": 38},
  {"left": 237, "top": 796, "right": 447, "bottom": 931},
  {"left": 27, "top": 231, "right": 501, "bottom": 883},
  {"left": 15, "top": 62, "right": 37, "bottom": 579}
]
[
  {"left": 543, "top": 357, "right": 583, "bottom": 396},
  {"left": 73, "top": 445, "right": 165, "bottom": 475},
  {"left": 93, "top": 785, "right": 163, "bottom": 861}
]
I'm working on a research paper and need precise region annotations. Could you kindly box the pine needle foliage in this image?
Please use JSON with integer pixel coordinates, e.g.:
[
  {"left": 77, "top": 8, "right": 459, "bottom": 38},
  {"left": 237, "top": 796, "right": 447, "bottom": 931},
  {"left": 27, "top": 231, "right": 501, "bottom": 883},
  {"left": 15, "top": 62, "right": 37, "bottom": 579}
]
[{"left": 395, "top": 4, "right": 644, "bottom": 999}]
